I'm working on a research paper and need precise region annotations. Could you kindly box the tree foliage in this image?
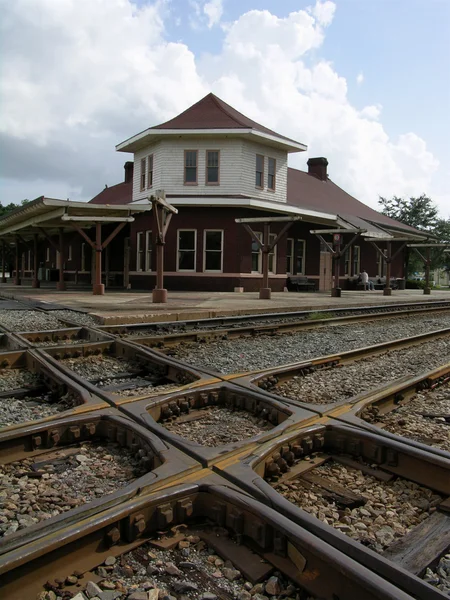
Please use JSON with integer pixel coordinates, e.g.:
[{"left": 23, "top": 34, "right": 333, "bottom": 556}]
[
  {"left": 378, "top": 195, "right": 450, "bottom": 276},
  {"left": 0, "top": 199, "right": 30, "bottom": 217}
]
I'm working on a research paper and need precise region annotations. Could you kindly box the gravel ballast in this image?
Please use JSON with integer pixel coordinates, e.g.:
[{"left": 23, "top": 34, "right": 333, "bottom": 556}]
[
  {"left": 0, "top": 441, "right": 147, "bottom": 537},
  {"left": 273, "top": 460, "right": 442, "bottom": 554},
  {"left": 0, "top": 393, "right": 75, "bottom": 428},
  {"left": 271, "top": 337, "right": 450, "bottom": 405},
  {"left": 0, "top": 368, "right": 41, "bottom": 392},
  {"left": 171, "top": 313, "right": 450, "bottom": 374},
  {"left": 362, "top": 381, "right": 450, "bottom": 452},
  {"left": 164, "top": 406, "right": 273, "bottom": 446},
  {"left": 0, "top": 310, "right": 67, "bottom": 332},
  {"left": 43, "top": 527, "right": 315, "bottom": 600},
  {"left": 50, "top": 309, "right": 100, "bottom": 327}
]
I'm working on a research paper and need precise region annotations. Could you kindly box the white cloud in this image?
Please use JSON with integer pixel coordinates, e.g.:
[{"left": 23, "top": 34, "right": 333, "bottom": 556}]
[
  {"left": 204, "top": 0, "right": 223, "bottom": 28},
  {"left": 356, "top": 72, "right": 364, "bottom": 85},
  {"left": 0, "top": 0, "right": 447, "bottom": 216}
]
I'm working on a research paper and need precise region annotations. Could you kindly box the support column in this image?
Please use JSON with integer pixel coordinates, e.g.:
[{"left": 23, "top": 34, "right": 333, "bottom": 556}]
[
  {"left": 331, "top": 236, "right": 341, "bottom": 297},
  {"left": 93, "top": 223, "right": 105, "bottom": 295},
  {"left": 424, "top": 247, "right": 431, "bottom": 295},
  {"left": 32, "top": 234, "right": 40, "bottom": 288},
  {"left": 383, "top": 241, "right": 392, "bottom": 296},
  {"left": 260, "top": 222, "right": 271, "bottom": 299},
  {"left": 14, "top": 237, "right": 21, "bottom": 285},
  {"left": 152, "top": 241, "right": 167, "bottom": 303},
  {"left": 1, "top": 241, "right": 7, "bottom": 283},
  {"left": 123, "top": 238, "right": 130, "bottom": 289},
  {"left": 56, "top": 228, "right": 66, "bottom": 291}
]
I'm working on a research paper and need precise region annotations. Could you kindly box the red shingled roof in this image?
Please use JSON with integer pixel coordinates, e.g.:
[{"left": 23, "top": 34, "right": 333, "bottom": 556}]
[
  {"left": 286, "top": 167, "right": 419, "bottom": 233},
  {"left": 151, "top": 93, "right": 301, "bottom": 146},
  {"left": 89, "top": 182, "right": 132, "bottom": 205}
]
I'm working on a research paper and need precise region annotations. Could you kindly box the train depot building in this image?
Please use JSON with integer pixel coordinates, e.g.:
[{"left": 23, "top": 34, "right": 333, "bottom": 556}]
[{"left": 0, "top": 93, "right": 427, "bottom": 298}]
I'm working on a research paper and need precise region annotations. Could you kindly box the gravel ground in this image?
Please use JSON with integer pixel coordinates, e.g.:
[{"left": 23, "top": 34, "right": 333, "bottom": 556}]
[
  {"left": 164, "top": 406, "right": 273, "bottom": 446},
  {"left": 423, "top": 553, "right": 450, "bottom": 594},
  {"left": 0, "top": 441, "right": 147, "bottom": 537},
  {"left": 33, "top": 337, "right": 88, "bottom": 347},
  {"left": 362, "top": 382, "right": 450, "bottom": 452},
  {"left": 39, "top": 527, "right": 314, "bottom": 600},
  {"left": 0, "top": 393, "right": 76, "bottom": 428},
  {"left": 273, "top": 460, "right": 442, "bottom": 554},
  {"left": 0, "top": 310, "right": 67, "bottom": 332},
  {"left": 61, "top": 355, "right": 145, "bottom": 381},
  {"left": 171, "top": 313, "right": 450, "bottom": 374},
  {"left": 271, "top": 337, "right": 450, "bottom": 405},
  {"left": 0, "top": 368, "right": 41, "bottom": 392},
  {"left": 50, "top": 310, "right": 100, "bottom": 327}
]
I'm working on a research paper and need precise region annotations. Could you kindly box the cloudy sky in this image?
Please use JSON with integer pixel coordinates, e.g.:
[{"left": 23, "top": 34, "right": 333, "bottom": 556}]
[{"left": 1, "top": 0, "right": 449, "bottom": 217}]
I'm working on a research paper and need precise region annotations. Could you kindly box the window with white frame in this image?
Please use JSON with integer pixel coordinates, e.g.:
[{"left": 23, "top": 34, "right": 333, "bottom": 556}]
[
  {"left": 145, "top": 230, "right": 152, "bottom": 271},
  {"left": 255, "top": 155, "right": 264, "bottom": 188},
  {"left": 136, "top": 232, "right": 144, "bottom": 271},
  {"left": 376, "top": 251, "right": 386, "bottom": 277},
  {"left": 286, "top": 238, "right": 294, "bottom": 274},
  {"left": 251, "top": 232, "right": 262, "bottom": 273},
  {"left": 206, "top": 151, "right": 219, "bottom": 185},
  {"left": 267, "top": 157, "right": 276, "bottom": 191},
  {"left": 296, "top": 240, "right": 306, "bottom": 275},
  {"left": 204, "top": 230, "right": 223, "bottom": 272},
  {"left": 68, "top": 245, "right": 72, "bottom": 261},
  {"left": 46, "top": 247, "right": 50, "bottom": 262},
  {"left": 184, "top": 151, "right": 198, "bottom": 184},
  {"left": 344, "top": 248, "right": 350, "bottom": 276},
  {"left": 352, "top": 245, "right": 360, "bottom": 276},
  {"left": 147, "top": 155, "right": 153, "bottom": 189},
  {"left": 81, "top": 243, "right": 86, "bottom": 271},
  {"left": 177, "top": 230, "right": 197, "bottom": 271},
  {"left": 268, "top": 233, "right": 277, "bottom": 274},
  {"left": 140, "top": 158, "right": 146, "bottom": 191}
]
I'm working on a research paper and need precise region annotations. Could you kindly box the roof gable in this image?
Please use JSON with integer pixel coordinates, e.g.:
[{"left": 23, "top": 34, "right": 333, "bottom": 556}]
[{"left": 286, "top": 168, "right": 420, "bottom": 234}]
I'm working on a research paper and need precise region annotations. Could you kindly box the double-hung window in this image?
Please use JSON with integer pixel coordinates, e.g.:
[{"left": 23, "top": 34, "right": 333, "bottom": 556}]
[
  {"left": 147, "top": 155, "right": 154, "bottom": 189},
  {"left": 136, "top": 232, "right": 144, "bottom": 271},
  {"left": 296, "top": 240, "right": 306, "bottom": 275},
  {"left": 184, "top": 150, "right": 198, "bottom": 184},
  {"left": 177, "top": 230, "right": 196, "bottom": 271},
  {"left": 251, "top": 233, "right": 262, "bottom": 273},
  {"left": 268, "top": 233, "right": 277, "bottom": 273},
  {"left": 206, "top": 151, "right": 219, "bottom": 185},
  {"left": 267, "top": 157, "right": 276, "bottom": 191},
  {"left": 140, "top": 158, "right": 146, "bottom": 191},
  {"left": 46, "top": 247, "right": 50, "bottom": 262},
  {"left": 145, "top": 230, "right": 152, "bottom": 271},
  {"left": 255, "top": 155, "right": 264, "bottom": 188},
  {"left": 286, "top": 238, "right": 294, "bottom": 274},
  {"left": 344, "top": 248, "right": 350, "bottom": 276},
  {"left": 352, "top": 246, "right": 360, "bottom": 276},
  {"left": 204, "top": 230, "right": 223, "bottom": 272}
]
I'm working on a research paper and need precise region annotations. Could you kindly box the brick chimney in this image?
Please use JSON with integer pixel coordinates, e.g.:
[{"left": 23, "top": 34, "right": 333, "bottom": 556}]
[
  {"left": 307, "top": 157, "right": 328, "bottom": 181},
  {"left": 124, "top": 161, "right": 134, "bottom": 183}
]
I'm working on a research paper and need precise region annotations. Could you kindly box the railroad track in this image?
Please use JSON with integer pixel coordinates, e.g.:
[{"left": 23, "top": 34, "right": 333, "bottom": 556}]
[{"left": 0, "top": 299, "right": 449, "bottom": 599}]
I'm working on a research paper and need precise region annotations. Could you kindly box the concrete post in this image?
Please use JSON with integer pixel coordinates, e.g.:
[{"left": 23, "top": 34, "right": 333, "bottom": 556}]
[
  {"left": 424, "top": 247, "right": 431, "bottom": 295},
  {"left": 331, "top": 235, "right": 341, "bottom": 297},
  {"left": 383, "top": 241, "right": 392, "bottom": 296}
]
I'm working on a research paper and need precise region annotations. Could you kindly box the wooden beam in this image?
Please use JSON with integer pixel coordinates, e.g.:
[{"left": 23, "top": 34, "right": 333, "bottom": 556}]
[
  {"left": 310, "top": 228, "right": 365, "bottom": 235},
  {"left": 236, "top": 216, "right": 301, "bottom": 224},
  {"left": 242, "top": 223, "right": 264, "bottom": 250},
  {"left": 0, "top": 208, "right": 65, "bottom": 236},
  {"left": 61, "top": 215, "right": 134, "bottom": 223},
  {"left": 268, "top": 221, "right": 296, "bottom": 252},
  {"left": 38, "top": 227, "right": 60, "bottom": 252},
  {"left": 101, "top": 221, "right": 127, "bottom": 250},
  {"left": 70, "top": 223, "right": 95, "bottom": 249}
]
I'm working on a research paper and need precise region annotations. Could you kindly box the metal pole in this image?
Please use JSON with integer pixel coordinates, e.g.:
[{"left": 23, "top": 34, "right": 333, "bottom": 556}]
[
  {"left": 32, "top": 234, "right": 40, "bottom": 288},
  {"left": 93, "top": 223, "right": 105, "bottom": 295},
  {"left": 424, "top": 247, "right": 431, "bottom": 295},
  {"left": 260, "top": 222, "right": 271, "bottom": 299},
  {"left": 383, "top": 241, "right": 392, "bottom": 296},
  {"left": 14, "top": 236, "right": 21, "bottom": 286},
  {"left": 1, "top": 241, "right": 6, "bottom": 283},
  {"left": 56, "top": 228, "right": 66, "bottom": 291}
]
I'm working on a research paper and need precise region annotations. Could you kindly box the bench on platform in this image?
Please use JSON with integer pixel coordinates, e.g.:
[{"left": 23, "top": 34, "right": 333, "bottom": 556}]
[{"left": 287, "top": 276, "right": 316, "bottom": 292}]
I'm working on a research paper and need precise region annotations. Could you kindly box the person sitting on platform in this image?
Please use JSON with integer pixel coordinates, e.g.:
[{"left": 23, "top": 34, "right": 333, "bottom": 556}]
[{"left": 360, "top": 270, "right": 374, "bottom": 290}]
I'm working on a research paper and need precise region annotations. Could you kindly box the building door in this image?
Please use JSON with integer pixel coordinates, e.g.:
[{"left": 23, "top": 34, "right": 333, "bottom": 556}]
[{"left": 319, "top": 247, "right": 333, "bottom": 291}]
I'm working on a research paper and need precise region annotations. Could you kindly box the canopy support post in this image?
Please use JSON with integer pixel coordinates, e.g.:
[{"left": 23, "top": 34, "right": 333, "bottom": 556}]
[
  {"left": 1, "top": 241, "right": 7, "bottom": 283},
  {"left": 14, "top": 236, "right": 21, "bottom": 286},
  {"left": 32, "top": 234, "right": 40, "bottom": 288}
]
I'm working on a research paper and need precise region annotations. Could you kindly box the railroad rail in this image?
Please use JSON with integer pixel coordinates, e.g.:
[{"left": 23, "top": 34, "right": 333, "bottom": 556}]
[{"left": 0, "top": 299, "right": 449, "bottom": 599}]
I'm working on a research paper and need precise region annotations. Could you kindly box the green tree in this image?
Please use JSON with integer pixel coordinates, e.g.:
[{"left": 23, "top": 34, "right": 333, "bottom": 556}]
[
  {"left": 0, "top": 199, "right": 30, "bottom": 217},
  {"left": 378, "top": 195, "right": 450, "bottom": 278}
]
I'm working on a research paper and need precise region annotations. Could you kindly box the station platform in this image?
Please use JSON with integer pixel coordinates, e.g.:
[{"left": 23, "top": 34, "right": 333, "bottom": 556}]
[{"left": 0, "top": 283, "right": 449, "bottom": 324}]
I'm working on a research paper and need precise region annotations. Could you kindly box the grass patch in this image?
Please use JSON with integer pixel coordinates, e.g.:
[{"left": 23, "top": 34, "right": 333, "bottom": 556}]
[{"left": 307, "top": 311, "right": 336, "bottom": 321}]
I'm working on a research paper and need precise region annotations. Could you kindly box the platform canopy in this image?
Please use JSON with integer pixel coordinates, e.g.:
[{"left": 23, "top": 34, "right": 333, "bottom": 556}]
[{"left": 0, "top": 197, "right": 151, "bottom": 240}]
